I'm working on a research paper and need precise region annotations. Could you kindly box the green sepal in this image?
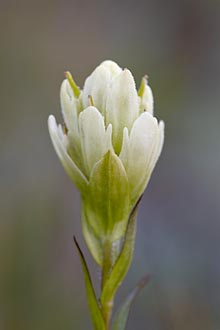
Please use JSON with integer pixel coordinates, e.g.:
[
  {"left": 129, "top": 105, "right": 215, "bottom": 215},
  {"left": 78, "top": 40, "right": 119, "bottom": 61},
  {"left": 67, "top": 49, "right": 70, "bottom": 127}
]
[
  {"left": 138, "top": 76, "right": 147, "bottom": 97},
  {"left": 100, "top": 196, "right": 142, "bottom": 308},
  {"left": 111, "top": 275, "right": 151, "bottom": 330},
  {"left": 65, "top": 71, "right": 81, "bottom": 98},
  {"left": 83, "top": 150, "right": 130, "bottom": 241},
  {"left": 81, "top": 205, "right": 103, "bottom": 266},
  {"left": 74, "top": 237, "right": 105, "bottom": 330}
]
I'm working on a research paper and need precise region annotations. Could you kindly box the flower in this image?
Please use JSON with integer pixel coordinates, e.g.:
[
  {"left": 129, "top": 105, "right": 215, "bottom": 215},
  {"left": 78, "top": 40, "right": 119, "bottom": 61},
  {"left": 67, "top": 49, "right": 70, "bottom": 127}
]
[{"left": 48, "top": 60, "right": 164, "bottom": 265}]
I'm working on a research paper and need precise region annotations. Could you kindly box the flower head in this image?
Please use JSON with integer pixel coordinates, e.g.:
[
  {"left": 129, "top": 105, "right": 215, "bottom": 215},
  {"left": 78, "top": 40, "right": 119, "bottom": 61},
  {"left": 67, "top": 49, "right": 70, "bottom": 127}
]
[{"left": 48, "top": 60, "right": 164, "bottom": 264}]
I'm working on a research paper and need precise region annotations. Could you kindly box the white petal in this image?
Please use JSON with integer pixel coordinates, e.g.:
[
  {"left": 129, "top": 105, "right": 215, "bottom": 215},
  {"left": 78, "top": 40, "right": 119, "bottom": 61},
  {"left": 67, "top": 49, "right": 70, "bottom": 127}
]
[
  {"left": 57, "top": 123, "right": 68, "bottom": 145},
  {"left": 134, "top": 120, "right": 164, "bottom": 202},
  {"left": 82, "top": 60, "right": 122, "bottom": 114},
  {"left": 119, "top": 127, "right": 129, "bottom": 164},
  {"left": 79, "top": 106, "right": 112, "bottom": 176},
  {"left": 60, "top": 79, "right": 80, "bottom": 139},
  {"left": 48, "top": 115, "right": 88, "bottom": 190},
  {"left": 100, "top": 60, "right": 123, "bottom": 75},
  {"left": 132, "top": 117, "right": 164, "bottom": 204},
  {"left": 60, "top": 79, "right": 86, "bottom": 170},
  {"left": 148, "top": 121, "right": 164, "bottom": 174},
  {"left": 120, "top": 112, "right": 160, "bottom": 203},
  {"left": 106, "top": 69, "right": 139, "bottom": 154},
  {"left": 105, "top": 123, "right": 113, "bottom": 152},
  {"left": 139, "top": 81, "right": 154, "bottom": 114}
]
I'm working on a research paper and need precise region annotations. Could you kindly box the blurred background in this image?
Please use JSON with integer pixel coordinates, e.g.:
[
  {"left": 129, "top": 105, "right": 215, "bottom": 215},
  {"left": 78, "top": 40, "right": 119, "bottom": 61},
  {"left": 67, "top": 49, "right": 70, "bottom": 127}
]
[{"left": 1, "top": 0, "right": 220, "bottom": 329}]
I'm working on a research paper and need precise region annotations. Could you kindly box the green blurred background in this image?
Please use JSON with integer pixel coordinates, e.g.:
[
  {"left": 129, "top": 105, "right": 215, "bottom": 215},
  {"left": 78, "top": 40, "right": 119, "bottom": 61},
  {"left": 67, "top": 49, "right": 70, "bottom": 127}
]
[{"left": 1, "top": 0, "right": 220, "bottom": 329}]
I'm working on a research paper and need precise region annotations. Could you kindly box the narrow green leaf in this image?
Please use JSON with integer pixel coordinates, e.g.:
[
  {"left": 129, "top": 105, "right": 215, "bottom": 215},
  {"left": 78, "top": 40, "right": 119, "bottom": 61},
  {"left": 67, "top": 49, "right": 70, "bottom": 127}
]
[
  {"left": 65, "top": 71, "right": 81, "bottom": 98},
  {"left": 111, "top": 275, "right": 151, "bottom": 330},
  {"left": 74, "top": 237, "right": 105, "bottom": 330},
  {"left": 100, "top": 196, "right": 142, "bottom": 308}
]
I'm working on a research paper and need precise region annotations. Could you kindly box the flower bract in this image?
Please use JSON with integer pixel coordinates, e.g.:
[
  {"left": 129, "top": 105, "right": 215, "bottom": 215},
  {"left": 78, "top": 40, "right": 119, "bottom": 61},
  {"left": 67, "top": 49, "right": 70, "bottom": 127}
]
[{"left": 48, "top": 60, "right": 164, "bottom": 265}]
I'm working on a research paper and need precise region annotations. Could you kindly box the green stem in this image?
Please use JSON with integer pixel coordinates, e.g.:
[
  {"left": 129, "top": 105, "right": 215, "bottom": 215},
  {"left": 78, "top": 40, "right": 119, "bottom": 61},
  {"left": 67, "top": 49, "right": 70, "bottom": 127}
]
[
  {"left": 100, "top": 198, "right": 141, "bottom": 329},
  {"left": 101, "top": 239, "right": 114, "bottom": 330}
]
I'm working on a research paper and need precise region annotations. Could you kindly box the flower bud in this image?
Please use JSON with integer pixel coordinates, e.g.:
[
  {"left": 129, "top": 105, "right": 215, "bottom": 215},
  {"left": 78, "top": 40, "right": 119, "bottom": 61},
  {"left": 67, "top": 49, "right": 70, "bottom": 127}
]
[{"left": 48, "top": 60, "right": 164, "bottom": 265}]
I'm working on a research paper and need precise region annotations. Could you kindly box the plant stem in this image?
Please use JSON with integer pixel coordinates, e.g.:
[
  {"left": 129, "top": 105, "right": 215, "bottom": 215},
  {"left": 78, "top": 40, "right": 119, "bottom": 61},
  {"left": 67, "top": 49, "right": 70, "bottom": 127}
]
[{"left": 101, "top": 239, "right": 114, "bottom": 329}]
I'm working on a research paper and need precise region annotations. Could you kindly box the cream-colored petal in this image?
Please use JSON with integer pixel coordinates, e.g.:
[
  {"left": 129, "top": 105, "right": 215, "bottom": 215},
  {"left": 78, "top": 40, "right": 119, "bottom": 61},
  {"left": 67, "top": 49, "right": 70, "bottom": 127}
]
[
  {"left": 60, "top": 79, "right": 79, "bottom": 138},
  {"left": 106, "top": 69, "right": 139, "bottom": 154},
  {"left": 140, "top": 84, "right": 154, "bottom": 114},
  {"left": 48, "top": 115, "right": 88, "bottom": 190},
  {"left": 138, "top": 77, "right": 154, "bottom": 114},
  {"left": 119, "top": 127, "right": 129, "bottom": 165},
  {"left": 60, "top": 80, "right": 85, "bottom": 171},
  {"left": 147, "top": 121, "right": 164, "bottom": 175},
  {"left": 120, "top": 112, "right": 161, "bottom": 203},
  {"left": 131, "top": 120, "right": 164, "bottom": 204},
  {"left": 82, "top": 60, "right": 122, "bottom": 114},
  {"left": 105, "top": 123, "right": 113, "bottom": 152},
  {"left": 79, "top": 106, "right": 111, "bottom": 176}
]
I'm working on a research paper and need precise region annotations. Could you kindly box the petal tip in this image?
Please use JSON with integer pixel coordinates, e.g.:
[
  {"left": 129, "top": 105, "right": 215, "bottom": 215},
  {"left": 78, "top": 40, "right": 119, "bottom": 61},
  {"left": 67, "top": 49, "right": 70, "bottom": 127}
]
[{"left": 48, "top": 115, "right": 57, "bottom": 130}]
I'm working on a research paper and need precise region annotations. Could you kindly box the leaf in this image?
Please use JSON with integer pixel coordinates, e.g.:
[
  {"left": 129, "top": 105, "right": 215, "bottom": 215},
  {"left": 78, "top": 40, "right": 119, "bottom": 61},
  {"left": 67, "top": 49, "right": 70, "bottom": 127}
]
[
  {"left": 111, "top": 275, "right": 151, "bottom": 330},
  {"left": 100, "top": 196, "right": 142, "bottom": 308},
  {"left": 74, "top": 237, "right": 105, "bottom": 330},
  {"left": 85, "top": 150, "right": 130, "bottom": 241}
]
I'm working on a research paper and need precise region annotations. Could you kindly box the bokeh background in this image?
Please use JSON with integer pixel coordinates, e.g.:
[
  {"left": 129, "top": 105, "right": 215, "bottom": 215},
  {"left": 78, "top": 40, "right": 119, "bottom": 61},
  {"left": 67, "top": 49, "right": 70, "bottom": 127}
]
[{"left": 1, "top": 0, "right": 220, "bottom": 329}]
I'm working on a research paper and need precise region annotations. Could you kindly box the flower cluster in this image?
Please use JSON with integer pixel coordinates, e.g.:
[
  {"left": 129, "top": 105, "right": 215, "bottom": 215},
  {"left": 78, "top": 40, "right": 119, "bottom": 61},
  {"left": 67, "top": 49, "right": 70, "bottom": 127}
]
[{"left": 48, "top": 60, "right": 164, "bottom": 265}]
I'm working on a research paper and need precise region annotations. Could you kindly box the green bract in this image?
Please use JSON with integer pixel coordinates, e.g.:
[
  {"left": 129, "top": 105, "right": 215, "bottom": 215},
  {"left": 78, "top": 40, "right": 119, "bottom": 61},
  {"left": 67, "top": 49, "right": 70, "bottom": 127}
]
[{"left": 48, "top": 60, "right": 164, "bottom": 266}]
